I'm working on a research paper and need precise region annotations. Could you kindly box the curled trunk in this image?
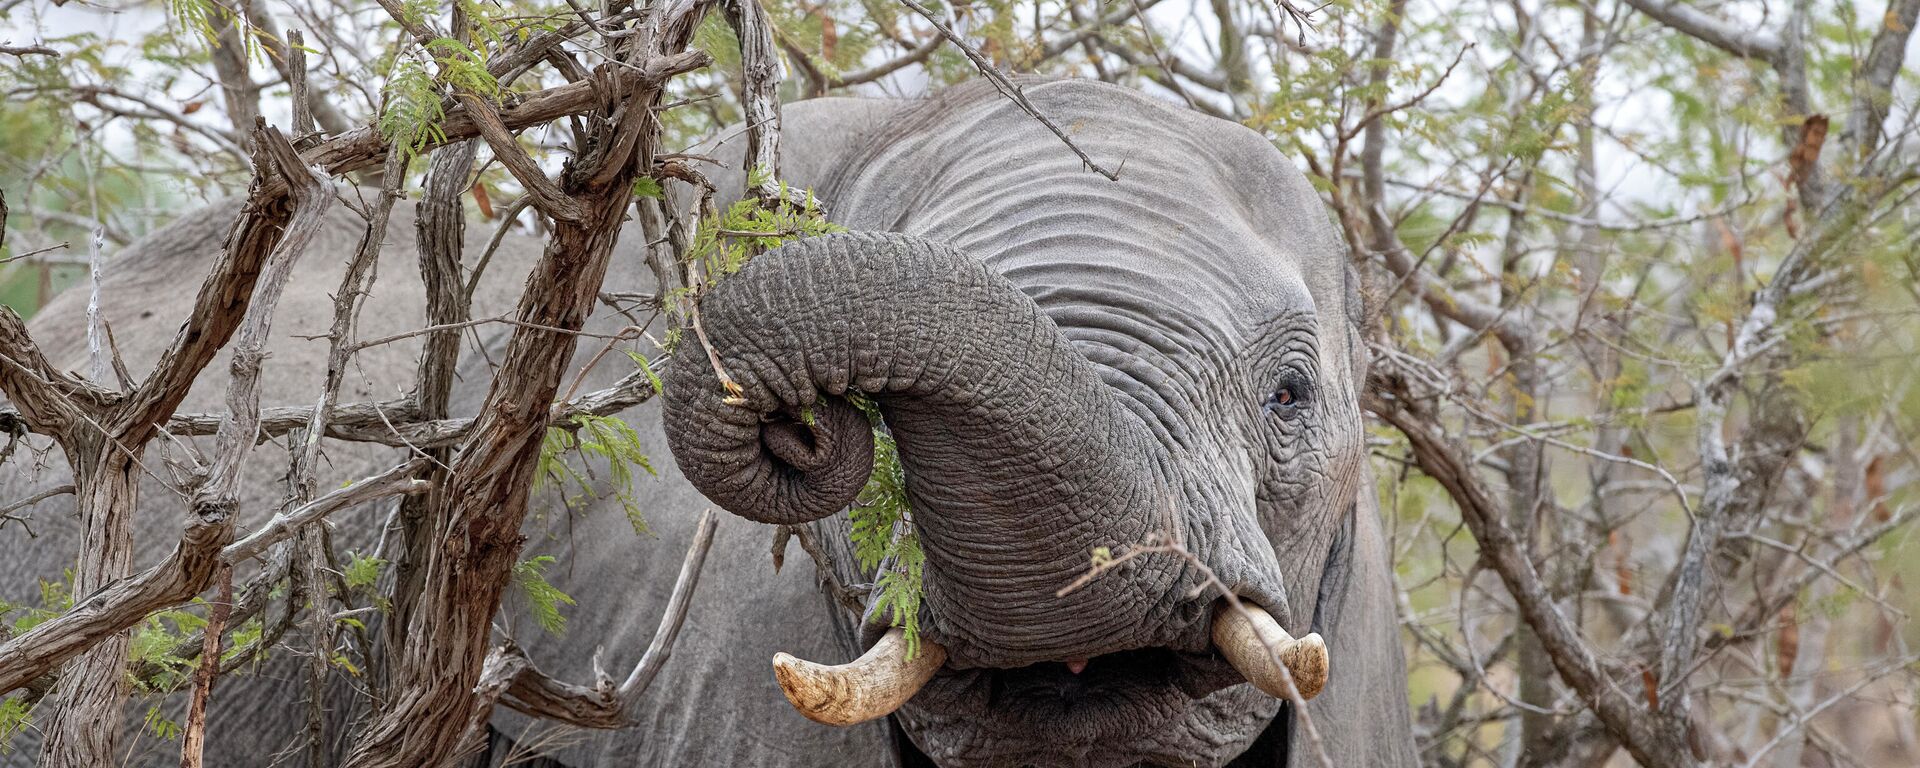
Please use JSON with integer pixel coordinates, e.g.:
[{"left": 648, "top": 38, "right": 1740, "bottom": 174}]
[{"left": 663, "top": 232, "right": 1172, "bottom": 664}]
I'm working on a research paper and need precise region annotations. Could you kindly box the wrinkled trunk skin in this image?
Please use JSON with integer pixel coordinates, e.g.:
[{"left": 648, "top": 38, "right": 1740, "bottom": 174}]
[{"left": 664, "top": 232, "right": 1178, "bottom": 667}]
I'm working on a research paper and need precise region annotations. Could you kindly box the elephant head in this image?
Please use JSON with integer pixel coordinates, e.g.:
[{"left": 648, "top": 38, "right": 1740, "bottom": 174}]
[{"left": 663, "top": 80, "right": 1379, "bottom": 767}]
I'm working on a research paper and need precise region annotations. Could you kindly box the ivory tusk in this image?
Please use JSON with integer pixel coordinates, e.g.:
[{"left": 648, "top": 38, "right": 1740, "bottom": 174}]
[
  {"left": 1212, "top": 602, "right": 1328, "bottom": 701},
  {"left": 772, "top": 628, "right": 947, "bottom": 726}
]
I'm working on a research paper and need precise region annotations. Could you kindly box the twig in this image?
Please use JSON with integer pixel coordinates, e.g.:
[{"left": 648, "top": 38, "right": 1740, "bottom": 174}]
[
  {"left": 0, "top": 241, "right": 70, "bottom": 264},
  {"left": 471, "top": 508, "right": 720, "bottom": 730},
  {"left": 619, "top": 508, "right": 720, "bottom": 700},
  {"left": 222, "top": 460, "right": 431, "bottom": 565},
  {"left": 1057, "top": 531, "right": 1334, "bottom": 768},
  {"left": 0, "top": 43, "right": 57, "bottom": 58},
  {"left": 176, "top": 567, "right": 232, "bottom": 768},
  {"left": 1367, "top": 380, "right": 1691, "bottom": 767},
  {"left": 1737, "top": 653, "right": 1920, "bottom": 767},
  {"left": 1618, "top": 0, "right": 1782, "bottom": 61},
  {"left": 0, "top": 484, "right": 72, "bottom": 537},
  {"left": 897, "top": 0, "right": 1122, "bottom": 181}
]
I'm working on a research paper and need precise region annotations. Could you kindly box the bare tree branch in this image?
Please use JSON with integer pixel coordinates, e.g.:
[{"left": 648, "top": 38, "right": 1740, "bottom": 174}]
[
  {"left": 1367, "top": 372, "right": 1693, "bottom": 768},
  {"left": 472, "top": 509, "right": 720, "bottom": 730},
  {"left": 1844, "top": 0, "right": 1920, "bottom": 157},
  {"left": 0, "top": 42, "right": 56, "bottom": 58},
  {"left": 0, "top": 461, "right": 429, "bottom": 696},
  {"left": 1619, "top": 0, "right": 1783, "bottom": 61}
]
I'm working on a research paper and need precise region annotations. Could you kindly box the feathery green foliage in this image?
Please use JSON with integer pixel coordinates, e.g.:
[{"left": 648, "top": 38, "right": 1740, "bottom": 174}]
[
  {"left": 220, "top": 619, "right": 265, "bottom": 665},
  {"left": 512, "top": 555, "right": 578, "bottom": 636},
  {"left": 688, "top": 166, "right": 841, "bottom": 280},
  {"left": 0, "top": 697, "right": 30, "bottom": 755},
  {"left": 141, "top": 704, "right": 181, "bottom": 742},
  {"left": 0, "top": 576, "right": 71, "bottom": 636},
  {"left": 343, "top": 551, "right": 387, "bottom": 591},
  {"left": 377, "top": 56, "right": 446, "bottom": 162},
  {"left": 846, "top": 395, "right": 927, "bottom": 658},
  {"left": 627, "top": 351, "right": 667, "bottom": 396},
  {"left": 427, "top": 37, "right": 500, "bottom": 97},
  {"left": 128, "top": 606, "right": 209, "bottom": 692},
  {"left": 167, "top": 0, "right": 238, "bottom": 54},
  {"left": 663, "top": 168, "right": 841, "bottom": 353},
  {"left": 537, "top": 413, "right": 658, "bottom": 535}
]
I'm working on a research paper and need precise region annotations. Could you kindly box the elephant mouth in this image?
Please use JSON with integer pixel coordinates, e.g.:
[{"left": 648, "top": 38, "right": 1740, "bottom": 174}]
[
  {"left": 898, "top": 647, "right": 1283, "bottom": 767},
  {"left": 958, "top": 647, "right": 1238, "bottom": 716},
  {"left": 772, "top": 601, "right": 1327, "bottom": 766}
]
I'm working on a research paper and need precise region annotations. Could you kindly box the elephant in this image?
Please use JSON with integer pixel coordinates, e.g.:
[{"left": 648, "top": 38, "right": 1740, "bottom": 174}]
[{"left": 0, "top": 77, "right": 1414, "bottom": 767}]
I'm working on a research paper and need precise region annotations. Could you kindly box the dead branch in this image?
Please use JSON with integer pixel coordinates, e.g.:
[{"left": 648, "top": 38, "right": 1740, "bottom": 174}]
[
  {"left": 0, "top": 484, "right": 71, "bottom": 536},
  {"left": 1366, "top": 372, "right": 1692, "bottom": 768},
  {"left": 1845, "top": 0, "right": 1920, "bottom": 158},
  {"left": 0, "top": 42, "right": 57, "bottom": 57},
  {"left": 176, "top": 567, "right": 232, "bottom": 768},
  {"left": 223, "top": 459, "right": 432, "bottom": 565},
  {"left": 342, "top": 3, "right": 719, "bottom": 761},
  {"left": 474, "top": 509, "right": 720, "bottom": 730},
  {"left": 33, "top": 123, "right": 333, "bottom": 767},
  {"left": 0, "top": 438, "right": 428, "bottom": 698},
  {"left": 1618, "top": 0, "right": 1782, "bottom": 61},
  {"left": 456, "top": 93, "right": 587, "bottom": 223}
]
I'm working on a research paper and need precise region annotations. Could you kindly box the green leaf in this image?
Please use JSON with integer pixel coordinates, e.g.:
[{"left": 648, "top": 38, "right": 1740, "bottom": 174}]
[
  {"left": 626, "top": 351, "right": 667, "bottom": 395},
  {"left": 537, "top": 413, "right": 657, "bottom": 534},
  {"left": 0, "top": 697, "right": 31, "bottom": 755},
  {"left": 378, "top": 56, "right": 446, "bottom": 163},
  {"left": 343, "top": 552, "right": 387, "bottom": 591},
  {"left": 512, "top": 555, "right": 578, "bottom": 636},
  {"left": 142, "top": 704, "right": 181, "bottom": 742},
  {"left": 426, "top": 37, "right": 500, "bottom": 98},
  {"left": 844, "top": 395, "right": 927, "bottom": 657},
  {"left": 222, "top": 619, "right": 264, "bottom": 664}
]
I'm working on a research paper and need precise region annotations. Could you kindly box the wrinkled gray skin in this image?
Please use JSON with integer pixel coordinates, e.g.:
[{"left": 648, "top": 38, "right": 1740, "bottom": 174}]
[{"left": 0, "top": 79, "right": 1412, "bottom": 767}]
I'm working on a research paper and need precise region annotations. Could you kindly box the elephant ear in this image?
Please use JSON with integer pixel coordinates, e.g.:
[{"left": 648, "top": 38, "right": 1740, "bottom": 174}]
[{"left": 1298, "top": 470, "right": 1419, "bottom": 764}]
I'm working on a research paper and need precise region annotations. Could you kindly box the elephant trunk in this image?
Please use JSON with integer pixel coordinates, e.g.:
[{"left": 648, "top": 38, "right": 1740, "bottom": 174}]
[{"left": 663, "top": 232, "right": 1170, "bottom": 665}]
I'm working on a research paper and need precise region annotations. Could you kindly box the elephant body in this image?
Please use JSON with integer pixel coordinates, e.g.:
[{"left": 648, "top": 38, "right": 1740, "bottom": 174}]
[{"left": 0, "top": 79, "right": 1414, "bottom": 767}]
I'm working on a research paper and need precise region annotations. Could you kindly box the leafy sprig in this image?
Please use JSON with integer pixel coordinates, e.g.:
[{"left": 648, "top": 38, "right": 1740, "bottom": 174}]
[
  {"left": 846, "top": 395, "right": 927, "bottom": 658},
  {"left": 536, "top": 413, "right": 658, "bottom": 536},
  {"left": 511, "top": 555, "right": 578, "bottom": 636},
  {"left": 377, "top": 56, "right": 445, "bottom": 162}
]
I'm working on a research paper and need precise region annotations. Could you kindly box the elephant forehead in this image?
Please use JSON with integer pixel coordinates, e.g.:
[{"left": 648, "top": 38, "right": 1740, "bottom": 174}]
[{"left": 823, "top": 80, "right": 1327, "bottom": 339}]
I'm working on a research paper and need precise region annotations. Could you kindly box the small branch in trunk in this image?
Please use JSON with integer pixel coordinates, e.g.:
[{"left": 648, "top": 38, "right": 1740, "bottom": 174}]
[
  {"left": 176, "top": 567, "right": 232, "bottom": 768},
  {"left": 0, "top": 484, "right": 73, "bottom": 536}
]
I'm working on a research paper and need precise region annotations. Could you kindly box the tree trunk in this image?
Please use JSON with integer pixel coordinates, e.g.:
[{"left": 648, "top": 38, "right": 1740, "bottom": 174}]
[
  {"left": 37, "top": 439, "right": 139, "bottom": 768},
  {"left": 343, "top": 129, "right": 653, "bottom": 768}
]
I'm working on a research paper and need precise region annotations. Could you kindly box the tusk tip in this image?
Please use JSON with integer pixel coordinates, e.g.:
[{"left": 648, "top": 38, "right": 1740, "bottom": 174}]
[
  {"left": 1212, "top": 604, "right": 1331, "bottom": 702},
  {"left": 1283, "top": 633, "right": 1329, "bottom": 700},
  {"left": 769, "top": 631, "right": 947, "bottom": 728},
  {"left": 771, "top": 653, "right": 860, "bottom": 726}
]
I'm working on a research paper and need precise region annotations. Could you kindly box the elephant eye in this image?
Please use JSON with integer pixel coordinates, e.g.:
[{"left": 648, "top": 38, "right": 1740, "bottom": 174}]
[{"left": 1263, "top": 381, "right": 1311, "bottom": 416}]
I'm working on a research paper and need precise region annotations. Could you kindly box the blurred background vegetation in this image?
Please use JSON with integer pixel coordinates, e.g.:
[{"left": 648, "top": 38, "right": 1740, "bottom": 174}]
[{"left": 3, "top": 0, "right": 1917, "bottom": 764}]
